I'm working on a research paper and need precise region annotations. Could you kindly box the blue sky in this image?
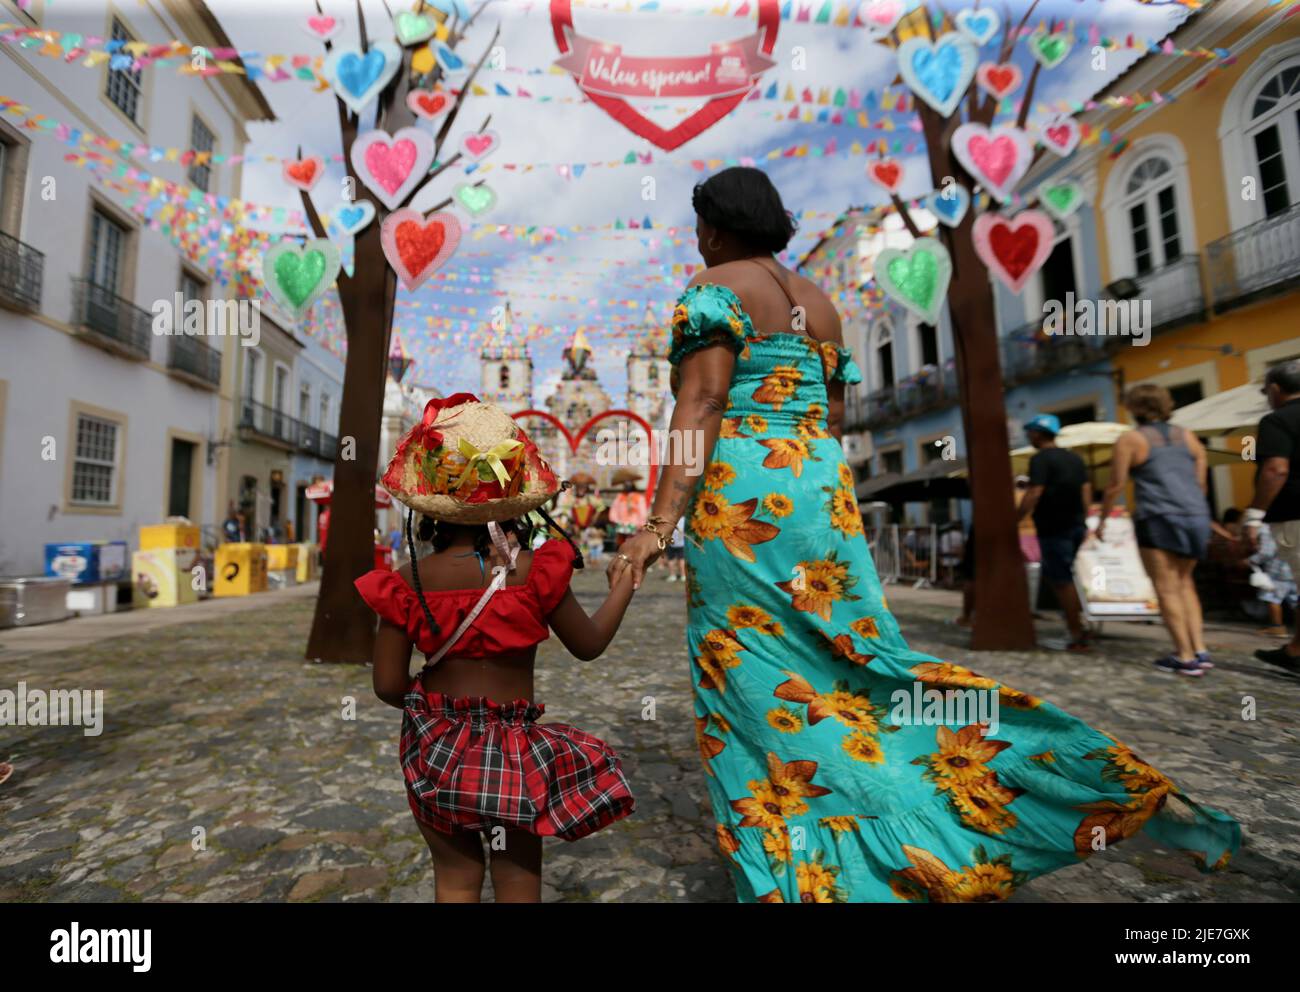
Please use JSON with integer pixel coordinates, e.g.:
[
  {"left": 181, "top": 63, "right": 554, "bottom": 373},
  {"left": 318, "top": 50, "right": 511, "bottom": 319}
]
[{"left": 214, "top": 0, "right": 1200, "bottom": 402}]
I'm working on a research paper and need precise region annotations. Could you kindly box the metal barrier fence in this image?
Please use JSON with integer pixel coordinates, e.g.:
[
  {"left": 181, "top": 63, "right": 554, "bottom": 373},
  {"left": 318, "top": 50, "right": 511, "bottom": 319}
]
[{"left": 866, "top": 525, "right": 947, "bottom": 588}]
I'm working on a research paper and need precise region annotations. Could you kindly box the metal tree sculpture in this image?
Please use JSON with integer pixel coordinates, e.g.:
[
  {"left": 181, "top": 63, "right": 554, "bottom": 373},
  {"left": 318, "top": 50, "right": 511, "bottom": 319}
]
[
  {"left": 300, "top": 0, "right": 499, "bottom": 662},
  {"left": 881, "top": 1, "right": 1084, "bottom": 651}
]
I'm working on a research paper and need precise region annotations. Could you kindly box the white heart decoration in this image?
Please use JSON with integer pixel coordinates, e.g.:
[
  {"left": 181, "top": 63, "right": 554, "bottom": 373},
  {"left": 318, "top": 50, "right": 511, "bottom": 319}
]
[
  {"left": 460, "top": 130, "right": 500, "bottom": 160},
  {"left": 972, "top": 210, "right": 1056, "bottom": 294},
  {"left": 322, "top": 42, "right": 402, "bottom": 115},
  {"left": 380, "top": 209, "right": 462, "bottom": 292},
  {"left": 262, "top": 239, "right": 342, "bottom": 322},
  {"left": 975, "top": 61, "right": 1022, "bottom": 101},
  {"left": 1040, "top": 116, "right": 1081, "bottom": 157},
  {"left": 281, "top": 155, "right": 325, "bottom": 192},
  {"left": 873, "top": 237, "right": 953, "bottom": 325},
  {"left": 303, "top": 14, "right": 343, "bottom": 43},
  {"left": 954, "top": 8, "right": 1001, "bottom": 46},
  {"left": 334, "top": 199, "right": 377, "bottom": 237},
  {"left": 857, "top": 0, "right": 904, "bottom": 34},
  {"left": 406, "top": 88, "right": 457, "bottom": 122},
  {"left": 952, "top": 122, "right": 1034, "bottom": 203},
  {"left": 897, "top": 33, "right": 979, "bottom": 119},
  {"left": 349, "top": 127, "right": 436, "bottom": 212}
]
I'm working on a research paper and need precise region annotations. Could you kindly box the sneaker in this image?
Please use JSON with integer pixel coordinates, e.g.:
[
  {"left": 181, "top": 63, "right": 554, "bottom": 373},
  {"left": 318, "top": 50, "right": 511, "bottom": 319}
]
[
  {"left": 1193, "top": 651, "right": 1215, "bottom": 670},
  {"left": 1254, "top": 646, "right": 1300, "bottom": 674},
  {"left": 1153, "top": 655, "right": 1204, "bottom": 677}
]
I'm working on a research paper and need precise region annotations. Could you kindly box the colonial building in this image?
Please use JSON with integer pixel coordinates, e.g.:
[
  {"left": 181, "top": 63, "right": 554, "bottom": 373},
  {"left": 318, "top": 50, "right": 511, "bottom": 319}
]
[
  {"left": 0, "top": 0, "right": 274, "bottom": 573},
  {"left": 479, "top": 302, "right": 534, "bottom": 414},
  {"left": 626, "top": 303, "right": 671, "bottom": 430}
]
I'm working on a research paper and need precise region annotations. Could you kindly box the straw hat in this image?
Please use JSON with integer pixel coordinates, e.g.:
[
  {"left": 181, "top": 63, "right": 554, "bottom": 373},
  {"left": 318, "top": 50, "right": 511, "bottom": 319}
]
[
  {"left": 380, "top": 393, "right": 560, "bottom": 524},
  {"left": 569, "top": 471, "right": 597, "bottom": 486}
]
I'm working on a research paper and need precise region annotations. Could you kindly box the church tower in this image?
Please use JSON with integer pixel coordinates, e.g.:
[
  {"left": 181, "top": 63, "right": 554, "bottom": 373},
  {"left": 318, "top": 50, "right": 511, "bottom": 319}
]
[
  {"left": 479, "top": 302, "right": 533, "bottom": 413},
  {"left": 626, "top": 302, "right": 671, "bottom": 429}
]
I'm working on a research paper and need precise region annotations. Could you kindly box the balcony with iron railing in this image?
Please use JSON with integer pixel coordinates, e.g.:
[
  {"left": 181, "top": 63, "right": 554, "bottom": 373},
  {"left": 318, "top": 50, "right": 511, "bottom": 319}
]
[
  {"left": 1128, "top": 253, "right": 1206, "bottom": 334},
  {"left": 845, "top": 362, "right": 959, "bottom": 433},
  {"left": 1001, "top": 325, "right": 1108, "bottom": 385},
  {"left": 71, "top": 277, "right": 152, "bottom": 361},
  {"left": 167, "top": 335, "right": 221, "bottom": 390},
  {"left": 299, "top": 423, "right": 341, "bottom": 462},
  {"left": 1206, "top": 202, "right": 1300, "bottom": 313},
  {"left": 239, "top": 396, "right": 301, "bottom": 450},
  {"left": 0, "top": 229, "right": 43, "bottom": 312}
]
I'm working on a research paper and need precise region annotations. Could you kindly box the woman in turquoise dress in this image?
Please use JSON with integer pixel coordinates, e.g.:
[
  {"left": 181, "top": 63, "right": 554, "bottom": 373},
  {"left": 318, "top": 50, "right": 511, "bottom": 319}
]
[{"left": 607, "top": 167, "right": 1239, "bottom": 903}]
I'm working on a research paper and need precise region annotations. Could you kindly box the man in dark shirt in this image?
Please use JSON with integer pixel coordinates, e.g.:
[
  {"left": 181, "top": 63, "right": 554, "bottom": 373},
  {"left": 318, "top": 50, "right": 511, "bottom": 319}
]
[
  {"left": 1246, "top": 359, "right": 1300, "bottom": 673},
  {"left": 1017, "top": 414, "right": 1092, "bottom": 650}
]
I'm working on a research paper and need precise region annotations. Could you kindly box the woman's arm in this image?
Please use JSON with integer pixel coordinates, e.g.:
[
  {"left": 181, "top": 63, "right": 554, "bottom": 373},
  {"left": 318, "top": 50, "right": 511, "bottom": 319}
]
[
  {"left": 547, "top": 567, "right": 636, "bottom": 661},
  {"left": 1183, "top": 428, "right": 1209, "bottom": 492},
  {"left": 373, "top": 621, "right": 414, "bottom": 709},
  {"left": 1098, "top": 432, "right": 1138, "bottom": 538}
]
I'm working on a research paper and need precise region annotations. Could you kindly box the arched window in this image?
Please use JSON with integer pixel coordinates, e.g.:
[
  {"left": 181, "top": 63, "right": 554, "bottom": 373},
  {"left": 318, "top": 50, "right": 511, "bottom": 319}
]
[
  {"left": 498, "top": 363, "right": 510, "bottom": 390},
  {"left": 1121, "top": 155, "right": 1181, "bottom": 275},
  {"left": 1247, "top": 63, "right": 1300, "bottom": 218},
  {"left": 873, "top": 322, "right": 895, "bottom": 391}
]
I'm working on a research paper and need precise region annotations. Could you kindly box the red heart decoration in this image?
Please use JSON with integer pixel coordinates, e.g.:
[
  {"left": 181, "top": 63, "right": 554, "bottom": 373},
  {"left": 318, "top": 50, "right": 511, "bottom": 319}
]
[
  {"left": 380, "top": 209, "right": 462, "bottom": 291},
  {"left": 287, "top": 160, "right": 317, "bottom": 184},
  {"left": 1046, "top": 125, "right": 1071, "bottom": 147},
  {"left": 418, "top": 93, "right": 447, "bottom": 115},
  {"left": 989, "top": 222, "right": 1039, "bottom": 281},
  {"left": 550, "top": 0, "right": 779, "bottom": 152},
  {"left": 867, "top": 158, "right": 903, "bottom": 193}
]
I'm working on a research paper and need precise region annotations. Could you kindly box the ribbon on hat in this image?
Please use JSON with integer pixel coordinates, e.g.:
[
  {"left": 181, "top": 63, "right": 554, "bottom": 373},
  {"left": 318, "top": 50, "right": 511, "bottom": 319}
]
[{"left": 455, "top": 437, "right": 524, "bottom": 491}]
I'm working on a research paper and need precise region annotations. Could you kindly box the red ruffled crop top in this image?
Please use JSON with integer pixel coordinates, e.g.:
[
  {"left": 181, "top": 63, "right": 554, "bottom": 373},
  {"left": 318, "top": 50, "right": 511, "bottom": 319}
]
[{"left": 354, "top": 539, "right": 574, "bottom": 658}]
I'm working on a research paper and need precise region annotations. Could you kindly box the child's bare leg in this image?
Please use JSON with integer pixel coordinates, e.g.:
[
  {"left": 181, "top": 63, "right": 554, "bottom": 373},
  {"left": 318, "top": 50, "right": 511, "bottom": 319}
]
[
  {"left": 417, "top": 820, "right": 486, "bottom": 902},
  {"left": 488, "top": 830, "right": 543, "bottom": 903}
]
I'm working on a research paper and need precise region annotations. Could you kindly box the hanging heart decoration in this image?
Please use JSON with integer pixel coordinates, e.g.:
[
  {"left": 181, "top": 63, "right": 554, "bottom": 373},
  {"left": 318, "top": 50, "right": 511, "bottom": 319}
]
[
  {"left": 972, "top": 210, "right": 1055, "bottom": 294},
  {"left": 1040, "top": 116, "right": 1081, "bottom": 157},
  {"left": 381, "top": 210, "right": 462, "bottom": 291},
  {"left": 407, "top": 88, "right": 457, "bottom": 122},
  {"left": 460, "top": 130, "right": 500, "bottom": 160},
  {"left": 866, "top": 158, "right": 904, "bottom": 194},
  {"left": 350, "top": 127, "right": 437, "bottom": 212},
  {"left": 453, "top": 183, "right": 497, "bottom": 217},
  {"left": 857, "top": 0, "right": 905, "bottom": 33},
  {"left": 322, "top": 42, "right": 402, "bottom": 114},
  {"left": 430, "top": 0, "right": 470, "bottom": 16},
  {"left": 897, "top": 33, "right": 979, "bottom": 118},
  {"left": 436, "top": 44, "right": 466, "bottom": 75},
  {"left": 550, "top": 0, "right": 779, "bottom": 152},
  {"left": 282, "top": 155, "right": 325, "bottom": 191},
  {"left": 394, "top": 11, "right": 438, "bottom": 47},
  {"left": 926, "top": 184, "right": 971, "bottom": 228},
  {"left": 263, "top": 239, "right": 341, "bottom": 320},
  {"left": 1038, "top": 180, "right": 1085, "bottom": 222},
  {"left": 334, "top": 199, "right": 377, "bottom": 237},
  {"left": 304, "top": 14, "right": 343, "bottom": 43},
  {"left": 1029, "top": 29, "right": 1073, "bottom": 70},
  {"left": 975, "top": 61, "right": 1022, "bottom": 101},
  {"left": 954, "top": 7, "right": 1001, "bottom": 46},
  {"left": 873, "top": 237, "right": 952, "bottom": 325},
  {"left": 952, "top": 122, "right": 1034, "bottom": 203}
]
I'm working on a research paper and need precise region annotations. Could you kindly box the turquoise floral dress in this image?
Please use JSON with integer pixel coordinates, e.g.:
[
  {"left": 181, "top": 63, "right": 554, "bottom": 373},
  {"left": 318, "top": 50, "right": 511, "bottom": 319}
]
[{"left": 670, "top": 283, "right": 1240, "bottom": 904}]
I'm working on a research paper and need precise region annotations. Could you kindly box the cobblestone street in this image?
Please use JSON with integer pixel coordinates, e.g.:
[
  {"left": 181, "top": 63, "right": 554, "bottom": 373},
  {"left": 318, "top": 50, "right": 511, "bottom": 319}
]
[{"left": 1, "top": 570, "right": 1297, "bottom": 903}]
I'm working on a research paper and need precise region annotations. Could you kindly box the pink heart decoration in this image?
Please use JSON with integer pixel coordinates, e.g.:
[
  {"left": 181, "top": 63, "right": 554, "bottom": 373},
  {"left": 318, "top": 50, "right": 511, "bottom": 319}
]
[
  {"left": 952, "top": 123, "right": 1034, "bottom": 204},
  {"left": 406, "top": 89, "right": 456, "bottom": 122},
  {"left": 380, "top": 209, "right": 462, "bottom": 291},
  {"left": 460, "top": 130, "right": 499, "bottom": 160},
  {"left": 858, "top": 0, "right": 904, "bottom": 32},
  {"left": 972, "top": 210, "right": 1055, "bottom": 294},
  {"left": 1041, "top": 116, "right": 1081, "bottom": 157},
  {"left": 866, "top": 158, "right": 904, "bottom": 194},
  {"left": 349, "top": 127, "right": 436, "bottom": 211},
  {"left": 304, "top": 15, "right": 342, "bottom": 42},
  {"left": 975, "top": 62, "right": 1022, "bottom": 100},
  {"left": 282, "top": 156, "right": 324, "bottom": 191}
]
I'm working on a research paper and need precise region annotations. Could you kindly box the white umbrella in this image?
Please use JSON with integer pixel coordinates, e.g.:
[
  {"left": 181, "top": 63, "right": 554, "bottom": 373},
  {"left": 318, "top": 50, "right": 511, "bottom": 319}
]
[{"left": 1170, "top": 382, "right": 1268, "bottom": 434}]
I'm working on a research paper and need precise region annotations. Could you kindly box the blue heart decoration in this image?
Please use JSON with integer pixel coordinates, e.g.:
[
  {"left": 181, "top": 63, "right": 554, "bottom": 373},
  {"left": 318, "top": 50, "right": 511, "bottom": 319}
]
[
  {"left": 335, "top": 200, "right": 376, "bottom": 236},
  {"left": 322, "top": 43, "right": 402, "bottom": 114},
  {"left": 338, "top": 49, "right": 386, "bottom": 97},
  {"left": 955, "top": 8, "right": 1001, "bottom": 46},
  {"left": 430, "top": 0, "right": 469, "bottom": 16},
  {"left": 898, "top": 33, "right": 978, "bottom": 118},
  {"left": 926, "top": 185, "right": 972, "bottom": 228},
  {"left": 436, "top": 44, "right": 465, "bottom": 74}
]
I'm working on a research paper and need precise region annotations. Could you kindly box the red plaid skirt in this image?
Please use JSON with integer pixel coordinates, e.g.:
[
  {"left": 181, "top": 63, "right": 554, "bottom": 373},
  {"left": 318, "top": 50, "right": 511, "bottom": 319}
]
[{"left": 399, "top": 683, "right": 635, "bottom": 841}]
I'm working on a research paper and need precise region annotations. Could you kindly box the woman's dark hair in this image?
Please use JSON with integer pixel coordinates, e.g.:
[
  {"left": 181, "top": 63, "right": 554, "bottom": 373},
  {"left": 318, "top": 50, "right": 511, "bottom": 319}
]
[{"left": 692, "top": 166, "right": 797, "bottom": 253}]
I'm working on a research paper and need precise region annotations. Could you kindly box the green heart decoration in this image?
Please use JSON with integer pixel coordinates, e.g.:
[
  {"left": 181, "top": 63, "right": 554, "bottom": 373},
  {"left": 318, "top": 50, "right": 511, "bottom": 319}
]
[
  {"left": 262, "top": 239, "right": 341, "bottom": 320},
  {"left": 453, "top": 182, "right": 496, "bottom": 216},
  {"left": 394, "top": 11, "right": 437, "bottom": 47},
  {"left": 1029, "top": 29, "right": 1072, "bottom": 70},
  {"left": 1039, "top": 180, "right": 1085, "bottom": 222},
  {"left": 873, "top": 237, "right": 952, "bottom": 325}
]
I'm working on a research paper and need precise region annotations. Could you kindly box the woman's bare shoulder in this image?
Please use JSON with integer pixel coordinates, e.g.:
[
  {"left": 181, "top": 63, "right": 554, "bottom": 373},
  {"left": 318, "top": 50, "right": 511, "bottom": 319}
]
[{"left": 687, "top": 262, "right": 753, "bottom": 293}]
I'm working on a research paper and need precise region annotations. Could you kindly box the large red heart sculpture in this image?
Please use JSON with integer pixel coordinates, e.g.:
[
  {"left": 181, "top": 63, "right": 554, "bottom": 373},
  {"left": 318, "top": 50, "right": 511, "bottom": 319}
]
[
  {"left": 514, "top": 408, "right": 660, "bottom": 496},
  {"left": 550, "top": 0, "right": 779, "bottom": 152}
]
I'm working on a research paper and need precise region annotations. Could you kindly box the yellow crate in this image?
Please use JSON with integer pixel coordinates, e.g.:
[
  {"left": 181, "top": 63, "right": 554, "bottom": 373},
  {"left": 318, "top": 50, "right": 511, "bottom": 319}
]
[
  {"left": 266, "top": 544, "right": 300, "bottom": 571},
  {"left": 139, "top": 523, "right": 201, "bottom": 552},
  {"left": 131, "top": 549, "right": 200, "bottom": 608},
  {"left": 214, "top": 543, "right": 268, "bottom": 597},
  {"left": 295, "top": 543, "right": 319, "bottom": 583}
]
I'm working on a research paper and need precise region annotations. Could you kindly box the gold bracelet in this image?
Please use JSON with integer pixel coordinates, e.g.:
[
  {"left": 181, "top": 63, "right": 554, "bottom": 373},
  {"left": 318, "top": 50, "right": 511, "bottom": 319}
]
[{"left": 641, "top": 521, "right": 669, "bottom": 551}]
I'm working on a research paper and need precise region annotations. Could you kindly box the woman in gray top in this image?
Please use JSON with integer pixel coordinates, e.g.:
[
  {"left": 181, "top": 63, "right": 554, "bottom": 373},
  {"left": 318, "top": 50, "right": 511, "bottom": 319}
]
[{"left": 1099, "top": 384, "right": 1212, "bottom": 677}]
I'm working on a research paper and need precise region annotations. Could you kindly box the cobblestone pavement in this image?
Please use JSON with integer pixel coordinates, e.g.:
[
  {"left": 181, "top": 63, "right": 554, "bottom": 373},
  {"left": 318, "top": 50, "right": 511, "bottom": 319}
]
[{"left": 1, "top": 568, "right": 1297, "bottom": 903}]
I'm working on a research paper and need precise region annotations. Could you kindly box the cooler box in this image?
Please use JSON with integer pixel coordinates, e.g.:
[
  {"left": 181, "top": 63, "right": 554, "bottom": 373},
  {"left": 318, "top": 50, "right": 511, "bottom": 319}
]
[
  {"left": 45, "top": 541, "right": 129, "bottom": 585},
  {"left": 132, "top": 549, "right": 199, "bottom": 608},
  {"left": 267, "top": 545, "right": 300, "bottom": 589},
  {"left": 139, "top": 523, "right": 201, "bottom": 552},
  {"left": 215, "top": 543, "right": 268, "bottom": 597},
  {"left": 67, "top": 582, "right": 121, "bottom": 616},
  {"left": 295, "top": 543, "right": 319, "bottom": 583},
  {"left": 0, "top": 576, "right": 71, "bottom": 628}
]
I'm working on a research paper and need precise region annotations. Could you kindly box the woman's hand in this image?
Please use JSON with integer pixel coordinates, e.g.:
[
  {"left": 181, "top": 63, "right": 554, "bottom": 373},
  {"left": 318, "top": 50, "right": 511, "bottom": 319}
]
[{"left": 607, "top": 530, "right": 663, "bottom": 591}]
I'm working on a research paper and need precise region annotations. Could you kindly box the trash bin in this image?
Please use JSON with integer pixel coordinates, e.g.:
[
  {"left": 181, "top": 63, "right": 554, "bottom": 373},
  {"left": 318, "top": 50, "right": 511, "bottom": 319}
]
[{"left": 1025, "top": 561, "right": 1042, "bottom": 614}]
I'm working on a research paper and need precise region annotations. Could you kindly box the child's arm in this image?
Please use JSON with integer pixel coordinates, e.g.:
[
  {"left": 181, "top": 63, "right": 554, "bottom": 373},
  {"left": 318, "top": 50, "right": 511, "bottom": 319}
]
[
  {"left": 547, "top": 566, "right": 636, "bottom": 661},
  {"left": 373, "top": 621, "right": 414, "bottom": 709}
]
